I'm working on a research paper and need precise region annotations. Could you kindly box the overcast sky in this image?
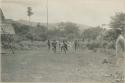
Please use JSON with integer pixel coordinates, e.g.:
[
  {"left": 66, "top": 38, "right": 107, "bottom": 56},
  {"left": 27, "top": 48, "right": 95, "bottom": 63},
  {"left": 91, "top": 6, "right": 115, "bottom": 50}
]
[{"left": 1, "top": 0, "right": 125, "bottom": 26}]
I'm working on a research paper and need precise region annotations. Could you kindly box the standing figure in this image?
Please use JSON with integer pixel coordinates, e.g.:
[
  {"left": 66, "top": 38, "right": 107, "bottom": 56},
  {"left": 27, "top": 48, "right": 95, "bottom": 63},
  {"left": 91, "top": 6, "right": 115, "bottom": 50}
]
[
  {"left": 52, "top": 40, "right": 57, "bottom": 53},
  {"left": 74, "top": 40, "right": 78, "bottom": 51},
  {"left": 47, "top": 40, "right": 51, "bottom": 50},
  {"left": 116, "top": 29, "right": 125, "bottom": 56},
  {"left": 58, "top": 41, "right": 62, "bottom": 51},
  {"left": 61, "top": 40, "right": 68, "bottom": 54},
  {"left": 64, "top": 41, "right": 68, "bottom": 51},
  {"left": 115, "top": 29, "right": 125, "bottom": 81}
]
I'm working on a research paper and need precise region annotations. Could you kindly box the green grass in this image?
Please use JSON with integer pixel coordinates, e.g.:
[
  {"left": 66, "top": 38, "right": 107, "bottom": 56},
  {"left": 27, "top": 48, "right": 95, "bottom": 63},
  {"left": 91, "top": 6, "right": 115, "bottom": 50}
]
[{"left": 1, "top": 47, "right": 124, "bottom": 82}]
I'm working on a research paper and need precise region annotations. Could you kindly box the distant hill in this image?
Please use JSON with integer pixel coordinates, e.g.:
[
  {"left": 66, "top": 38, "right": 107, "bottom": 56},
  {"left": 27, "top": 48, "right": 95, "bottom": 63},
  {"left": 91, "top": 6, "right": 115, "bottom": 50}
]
[{"left": 17, "top": 19, "right": 92, "bottom": 30}]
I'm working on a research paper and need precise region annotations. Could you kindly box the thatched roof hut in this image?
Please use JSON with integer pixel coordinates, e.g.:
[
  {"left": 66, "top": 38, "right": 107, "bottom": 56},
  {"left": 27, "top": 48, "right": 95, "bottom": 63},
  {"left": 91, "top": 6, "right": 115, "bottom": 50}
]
[{"left": 0, "top": 8, "right": 15, "bottom": 35}]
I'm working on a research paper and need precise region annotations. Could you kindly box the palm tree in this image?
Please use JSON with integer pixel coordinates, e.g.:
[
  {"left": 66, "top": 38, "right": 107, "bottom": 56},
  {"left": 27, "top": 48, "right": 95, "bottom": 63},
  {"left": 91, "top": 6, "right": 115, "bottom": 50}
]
[
  {"left": 27, "top": 7, "right": 33, "bottom": 23},
  {"left": 27, "top": 7, "right": 34, "bottom": 42}
]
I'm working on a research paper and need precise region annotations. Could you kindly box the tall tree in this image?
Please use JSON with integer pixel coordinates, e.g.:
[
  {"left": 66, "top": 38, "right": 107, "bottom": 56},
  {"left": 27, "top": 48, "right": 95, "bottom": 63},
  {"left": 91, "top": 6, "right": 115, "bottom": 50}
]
[{"left": 27, "top": 7, "right": 34, "bottom": 23}]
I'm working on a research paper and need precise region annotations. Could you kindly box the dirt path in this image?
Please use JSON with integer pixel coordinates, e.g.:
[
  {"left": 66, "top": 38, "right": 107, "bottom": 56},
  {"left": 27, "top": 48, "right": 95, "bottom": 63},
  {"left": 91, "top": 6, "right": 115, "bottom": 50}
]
[{"left": 1, "top": 48, "right": 122, "bottom": 82}]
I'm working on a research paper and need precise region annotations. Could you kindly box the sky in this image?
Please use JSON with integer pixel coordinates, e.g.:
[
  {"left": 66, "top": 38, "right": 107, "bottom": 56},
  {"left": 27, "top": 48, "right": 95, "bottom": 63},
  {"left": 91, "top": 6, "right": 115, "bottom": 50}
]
[{"left": 1, "top": 0, "right": 125, "bottom": 26}]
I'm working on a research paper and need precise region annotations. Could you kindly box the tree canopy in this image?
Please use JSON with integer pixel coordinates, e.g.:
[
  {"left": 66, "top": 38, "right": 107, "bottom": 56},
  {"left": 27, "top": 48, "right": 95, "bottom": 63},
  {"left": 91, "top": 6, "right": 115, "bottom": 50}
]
[{"left": 110, "top": 12, "right": 125, "bottom": 36}]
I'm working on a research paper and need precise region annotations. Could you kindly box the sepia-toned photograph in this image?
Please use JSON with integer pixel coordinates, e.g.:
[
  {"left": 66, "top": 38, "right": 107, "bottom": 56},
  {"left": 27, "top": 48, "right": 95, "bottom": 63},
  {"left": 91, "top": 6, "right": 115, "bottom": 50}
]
[{"left": 0, "top": 0, "right": 125, "bottom": 82}]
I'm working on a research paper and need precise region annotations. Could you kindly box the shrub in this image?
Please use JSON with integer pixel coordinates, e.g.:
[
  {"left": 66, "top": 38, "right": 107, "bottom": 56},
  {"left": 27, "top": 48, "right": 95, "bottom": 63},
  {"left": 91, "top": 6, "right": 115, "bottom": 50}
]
[{"left": 86, "top": 40, "right": 101, "bottom": 50}]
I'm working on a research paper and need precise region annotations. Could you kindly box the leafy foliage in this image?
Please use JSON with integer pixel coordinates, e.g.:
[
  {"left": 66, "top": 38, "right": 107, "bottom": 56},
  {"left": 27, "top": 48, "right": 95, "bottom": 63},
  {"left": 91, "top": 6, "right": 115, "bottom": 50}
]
[
  {"left": 48, "top": 22, "right": 80, "bottom": 40},
  {"left": 82, "top": 26, "right": 102, "bottom": 41},
  {"left": 110, "top": 12, "right": 125, "bottom": 36},
  {"left": 12, "top": 22, "right": 80, "bottom": 42},
  {"left": 110, "top": 12, "right": 125, "bottom": 29}
]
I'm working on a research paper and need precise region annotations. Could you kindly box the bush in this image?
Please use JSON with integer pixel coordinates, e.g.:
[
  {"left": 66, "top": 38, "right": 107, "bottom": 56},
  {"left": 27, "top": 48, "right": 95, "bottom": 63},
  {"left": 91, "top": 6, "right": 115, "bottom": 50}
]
[{"left": 86, "top": 40, "right": 101, "bottom": 50}]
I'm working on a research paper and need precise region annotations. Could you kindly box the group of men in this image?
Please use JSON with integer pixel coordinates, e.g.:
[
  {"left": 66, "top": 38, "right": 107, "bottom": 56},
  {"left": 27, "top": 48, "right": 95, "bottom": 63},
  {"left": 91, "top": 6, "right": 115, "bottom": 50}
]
[{"left": 47, "top": 40, "right": 80, "bottom": 54}]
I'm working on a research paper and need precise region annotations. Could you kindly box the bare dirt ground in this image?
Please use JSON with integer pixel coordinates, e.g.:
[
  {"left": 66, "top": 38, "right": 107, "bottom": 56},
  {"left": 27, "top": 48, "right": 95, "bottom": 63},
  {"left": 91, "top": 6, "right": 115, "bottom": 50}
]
[{"left": 1, "top": 47, "right": 124, "bottom": 82}]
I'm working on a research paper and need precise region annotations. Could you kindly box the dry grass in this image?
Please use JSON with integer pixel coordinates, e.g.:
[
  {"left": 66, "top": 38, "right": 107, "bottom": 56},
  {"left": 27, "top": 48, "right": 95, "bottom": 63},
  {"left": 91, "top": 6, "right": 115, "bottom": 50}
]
[{"left": 1, "top": 46, "right": 124, "bottom": 82}]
